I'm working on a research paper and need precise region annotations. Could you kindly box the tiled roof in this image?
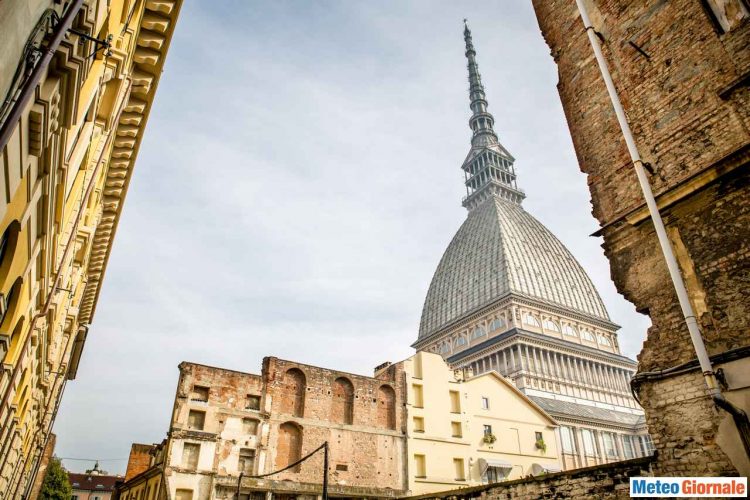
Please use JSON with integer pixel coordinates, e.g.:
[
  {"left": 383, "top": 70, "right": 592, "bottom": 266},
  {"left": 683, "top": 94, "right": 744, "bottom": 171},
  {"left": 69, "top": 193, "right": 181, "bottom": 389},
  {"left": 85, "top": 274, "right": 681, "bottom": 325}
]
[
  {"left": 529, "top": 396, "right": 645, "bottom": 428},
  {"left": 68, "top": 473, "right": 121, "bottom": 492},
  {"left": 418, "top": 197, "right": 610, "bottom": 339}
]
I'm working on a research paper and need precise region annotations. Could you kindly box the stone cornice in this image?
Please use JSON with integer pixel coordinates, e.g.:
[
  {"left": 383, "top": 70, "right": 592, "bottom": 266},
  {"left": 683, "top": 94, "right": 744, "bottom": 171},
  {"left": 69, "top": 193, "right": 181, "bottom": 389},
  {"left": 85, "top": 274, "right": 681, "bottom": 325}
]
[{"left": 78, "top": 0, "right": 183, "bottom": 323}]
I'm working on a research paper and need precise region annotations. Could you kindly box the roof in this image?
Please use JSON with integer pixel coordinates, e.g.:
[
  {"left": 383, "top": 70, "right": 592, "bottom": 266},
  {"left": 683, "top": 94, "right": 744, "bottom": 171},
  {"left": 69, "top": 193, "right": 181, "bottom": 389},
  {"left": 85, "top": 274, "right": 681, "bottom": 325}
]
[
  {"left": 418, "top": 196, "right": 610, "bottom": 340},
  {"left": 529, "top": 396, "right": 646, "bottom": 428},
  {"left": 68, "top": 472, "right": 121, "bottom": 492},
  {"left": 466, "top": 370, "right": 557, "bottom": 426}
]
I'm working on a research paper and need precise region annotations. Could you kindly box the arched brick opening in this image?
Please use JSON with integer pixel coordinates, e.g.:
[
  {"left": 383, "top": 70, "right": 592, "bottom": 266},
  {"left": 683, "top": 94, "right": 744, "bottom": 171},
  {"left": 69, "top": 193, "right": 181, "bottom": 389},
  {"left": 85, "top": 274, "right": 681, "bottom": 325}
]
[
  {"left": 276, "top": 421, "right": 303, "bottom": 472},
  {"left": 281, "top": 368, "right": 306, "bottom": 417},
  {"left": 331, "top": 377, "right": 354, "bottom": 424},
  {"left": 377, "top": 384, "right": 396, "bottom": 430}
]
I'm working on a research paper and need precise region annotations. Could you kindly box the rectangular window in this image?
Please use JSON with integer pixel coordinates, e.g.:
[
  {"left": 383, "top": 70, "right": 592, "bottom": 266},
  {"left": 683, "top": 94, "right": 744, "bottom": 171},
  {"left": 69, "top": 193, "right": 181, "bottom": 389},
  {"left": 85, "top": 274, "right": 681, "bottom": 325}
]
[
  {"left": 623, "top": 435, "right": 635, "bottom": 459},
  {"left": 245, "top": 395, "right": 261, "bottom": 410},
  {"left": 449, "top": 391, "right": 461, "bottom": 413},
  {"left": 453, "top": 458, "right": 465, "bottom": 481},
  {"left": 641, "top": 434, "right": 654, "bottom": 455},
  {"left": 414, "top": 454, "right": 426, "bottom": 478},
  {"left": 451, "top": 421, "right": 462, "bottom": 438},
  {"left": 560, "top": 426, "right": 575, "bottom": 454},
  {"left": 190, "top": 385, "right": 209, "bottom": 402},
  {"left": 481, "top": 396, "right": 490, "bottom": 409},
  {"left": 175, "top": 490, "right": 194, "bottom": 500},
  {"left": 243, "top": 418, "right": 259, "bottom": 435},
  {"left": 535, "top": 431, "right": 543, "bottom": 441},
  {"left": 413, "top": 416, "right": 424, "bottom": 433},
  {"left": 182, "top": 443, "right": 200, "bottom": 470},
  {"left": 412, "top": 384, "right": 424, "bottom": 408},
  {"left": 238, "top": 448, "right": 255, "bottom": 474},
  {"left": 187, "top": 410, "right": 205, "bottom": 431},
  {"left": 483, "top": 424, "right": 493, "bottom": 436},
  {"left": 581, "top": 429, "right": 596, "bottom": 456},
  {"left": 602, "top": 432, "right": 617, "bottom": 458}
]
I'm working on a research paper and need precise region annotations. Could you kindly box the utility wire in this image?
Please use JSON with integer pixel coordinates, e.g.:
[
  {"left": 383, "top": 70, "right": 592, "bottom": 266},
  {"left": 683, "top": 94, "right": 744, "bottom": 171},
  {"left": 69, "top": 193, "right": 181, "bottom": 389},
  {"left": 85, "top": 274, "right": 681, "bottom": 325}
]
[{"left": 245, "top": 442, "right": 326, "bottom": 479}]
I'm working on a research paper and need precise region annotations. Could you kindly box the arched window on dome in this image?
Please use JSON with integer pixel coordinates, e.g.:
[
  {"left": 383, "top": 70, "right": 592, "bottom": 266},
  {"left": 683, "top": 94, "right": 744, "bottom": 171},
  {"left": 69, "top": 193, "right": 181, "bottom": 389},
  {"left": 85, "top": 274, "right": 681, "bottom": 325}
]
[
  {"left": 543, "top": 319, "right": 561, "bottom": 332},
  {"left": 439, "top": 343, "right": 450, "bottom": 354},
  {"left": 523, "top": 313, "right": 540, "bottom": 328},
  {"left": 563, "top": 324, "right": 578, "bottom": 336},
  {"left": 455, "top": 336, "right": 467, "bottom": 348},
  {"left": 597, "top": 335, "right": 612, "bottom": 346},
  {"left": 581, "top": 330, "right": 595, "bottom": 341},
  {"left": 471, "top": 326, "right": 486, "bottom": 340},
  {"left": 489, "top": 318, "right": 505, "bottom": 332}
]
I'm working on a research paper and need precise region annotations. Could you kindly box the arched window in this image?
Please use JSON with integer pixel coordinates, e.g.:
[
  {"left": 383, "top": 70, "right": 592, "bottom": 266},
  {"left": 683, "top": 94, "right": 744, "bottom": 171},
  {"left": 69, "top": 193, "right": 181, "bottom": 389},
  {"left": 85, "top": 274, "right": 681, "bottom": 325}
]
[
  {"left": 331, "top": 377, "right": 354, "bottom": 425},
  {"left": 471, "top": 326, "right": 486, "bottom": 340},
  {"left": 377, "top": 385, "right": 396, "bottom": 430},
  {"left": 543, "top": 319, "right": 561, "bottom": 332},
  {"left": 581, "top": 330, "right": 595, "bottom": 341},
  {"left": 563, "top": 324, "right": 577, "bottom": 336},
  {"left": 597, "top": 335, "right": 612, "bottom": 346},
  {"left": 454, "top": 336, "right": 467, "bottom": 347},
  {"left": 439, "top": 343, "right": 450, "bottom": 354},
  {"left": 489, "top": 318, "right": 505, "bottom": 332},
  {"left": 281, "top": 368, "right": 306, "bottom": 417},
  {"left": 1, "top": 278, "right": 23, "bottom": 333},
  {"left": 523, "top": 313, "right": 540, "bottom": 327},
  {"left": 0, "top": 221, "right": 20, "bottom": 289},
  {"left": 276, "top": 422, "right": 303, "bottom": 472}
]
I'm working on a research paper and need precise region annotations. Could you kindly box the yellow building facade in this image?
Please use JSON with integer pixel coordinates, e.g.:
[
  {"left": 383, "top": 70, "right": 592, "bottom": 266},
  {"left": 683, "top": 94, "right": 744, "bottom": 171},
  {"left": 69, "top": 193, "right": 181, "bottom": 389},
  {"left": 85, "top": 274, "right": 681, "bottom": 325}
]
[
  {"left": 400, "top": 352, "right": 562, "bottom": 495},
  {"left": 0, "top": 1, "right": 181, "bottom": 497}
]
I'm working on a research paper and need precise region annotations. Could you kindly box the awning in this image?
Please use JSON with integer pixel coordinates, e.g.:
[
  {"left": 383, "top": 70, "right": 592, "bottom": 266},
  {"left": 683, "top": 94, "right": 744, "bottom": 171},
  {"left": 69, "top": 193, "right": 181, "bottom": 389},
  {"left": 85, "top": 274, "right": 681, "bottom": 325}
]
[
  {"left": 531, "top": 462, "right": 562, "bottom": 476},
  {"left": 478, "top": 458, "right": 514, "bottom": 474}
]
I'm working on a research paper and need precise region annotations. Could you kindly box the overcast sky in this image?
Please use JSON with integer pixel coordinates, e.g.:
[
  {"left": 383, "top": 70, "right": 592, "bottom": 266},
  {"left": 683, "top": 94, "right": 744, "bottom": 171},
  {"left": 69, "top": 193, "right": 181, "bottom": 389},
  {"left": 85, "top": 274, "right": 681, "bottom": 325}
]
[{"left": 54, "top": 1, "right": 651, "bottom": 474}]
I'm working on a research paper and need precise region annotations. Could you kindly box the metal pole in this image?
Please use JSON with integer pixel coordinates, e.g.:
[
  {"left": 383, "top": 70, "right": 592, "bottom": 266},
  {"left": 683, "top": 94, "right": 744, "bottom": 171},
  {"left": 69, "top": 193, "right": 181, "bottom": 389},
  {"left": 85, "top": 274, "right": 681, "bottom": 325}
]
[{"left": 322, "top": 441, "right": 329, "bottom": 500}]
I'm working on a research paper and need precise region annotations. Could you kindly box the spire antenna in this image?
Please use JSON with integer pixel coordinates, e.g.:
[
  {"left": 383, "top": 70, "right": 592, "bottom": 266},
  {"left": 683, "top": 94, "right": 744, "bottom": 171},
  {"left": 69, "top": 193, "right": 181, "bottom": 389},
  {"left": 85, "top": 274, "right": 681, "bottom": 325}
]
[{"left": 459, "top": 23, "right": 525, "bottom": 210}]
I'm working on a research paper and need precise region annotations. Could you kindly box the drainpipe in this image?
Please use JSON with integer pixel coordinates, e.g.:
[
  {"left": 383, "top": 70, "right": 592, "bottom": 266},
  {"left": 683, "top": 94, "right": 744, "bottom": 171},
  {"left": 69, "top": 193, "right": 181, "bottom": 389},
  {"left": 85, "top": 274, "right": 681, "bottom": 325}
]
[
  {"left": 572, "top": 0, "right": 750, "bottom": 458},
  {"left": 0, "top": 0, "right": 85, "bottom": 152}
]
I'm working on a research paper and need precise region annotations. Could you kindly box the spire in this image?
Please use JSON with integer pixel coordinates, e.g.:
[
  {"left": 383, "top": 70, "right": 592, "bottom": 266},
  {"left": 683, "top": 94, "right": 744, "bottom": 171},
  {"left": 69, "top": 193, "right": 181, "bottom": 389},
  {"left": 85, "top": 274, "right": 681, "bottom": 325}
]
[
  {"left": 460, "top": 21, "right": 525, "bottom": 210},
  {"left": 463, "top": 20, "right": 498, "bottom": 145}
]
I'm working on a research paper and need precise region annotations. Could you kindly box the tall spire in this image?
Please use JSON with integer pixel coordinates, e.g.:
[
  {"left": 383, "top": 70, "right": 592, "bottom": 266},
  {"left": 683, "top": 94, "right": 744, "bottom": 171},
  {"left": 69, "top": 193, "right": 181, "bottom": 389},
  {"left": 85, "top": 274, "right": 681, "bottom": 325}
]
[
  {"left": 463, "top": 20, "right": 498, "bottom": 146},
  {"left": 460, "top": 21, "right": 525, "bottom": 210}
]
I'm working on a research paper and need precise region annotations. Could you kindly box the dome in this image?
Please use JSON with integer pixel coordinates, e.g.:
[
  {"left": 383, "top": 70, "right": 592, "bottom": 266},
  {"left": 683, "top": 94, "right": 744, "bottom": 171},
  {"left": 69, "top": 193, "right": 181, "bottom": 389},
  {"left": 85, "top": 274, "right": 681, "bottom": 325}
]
[{"left": 418, "top": 197, "right": 610, "bottom": 340}]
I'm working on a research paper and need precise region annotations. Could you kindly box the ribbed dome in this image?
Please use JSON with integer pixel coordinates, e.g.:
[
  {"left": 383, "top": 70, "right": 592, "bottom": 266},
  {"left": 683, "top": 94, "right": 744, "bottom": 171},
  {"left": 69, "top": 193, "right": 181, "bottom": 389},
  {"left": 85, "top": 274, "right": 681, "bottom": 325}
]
[{"left": 418, "top": 197, "right": 610, "bottom": 339}]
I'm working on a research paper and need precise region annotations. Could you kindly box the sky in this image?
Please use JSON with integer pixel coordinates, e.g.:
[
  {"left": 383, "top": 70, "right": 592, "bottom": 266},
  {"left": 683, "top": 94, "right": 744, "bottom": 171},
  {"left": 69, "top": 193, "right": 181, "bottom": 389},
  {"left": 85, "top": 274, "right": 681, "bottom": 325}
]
[{"left": 54, "top": 0, "right": 651, "bottom": 474}]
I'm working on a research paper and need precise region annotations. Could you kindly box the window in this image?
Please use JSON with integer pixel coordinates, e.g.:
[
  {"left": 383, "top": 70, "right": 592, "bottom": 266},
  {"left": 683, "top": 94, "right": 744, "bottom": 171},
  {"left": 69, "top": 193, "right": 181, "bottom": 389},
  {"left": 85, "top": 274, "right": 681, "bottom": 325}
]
[
  {"left": 489, "top": 318, "right": 505, "bottom": 332},
  {"left": 175, "top": 490, "right": 193, "bottom": 500},
  {"left": 453, "top": 458, "right": 466, "bottom": 480},
  {"left": 414, "top": 454, "right": 426, "bottom": 478},
  {"left": 451, "top": 421, "right": 462, "bottom": 438},
  {"left": 190, "top": 385, "right": 209, "bottom": 402},
  {"left": 413, "top": 416, "right": 424, "bottom": 433},
  {"left": 335, "top": 464, "right": 348, "bottom": 471},
  {"left": 455, "top": 336, "right": 467, "bottom": 347},
  {"left": 485, "top": 465, "right": 507, "bottom": 482},
  {"left": 543, "top": 319, "right": 560, "bottom": 332},
  {"left": 703, "top": 0, "right": 749, "bottom": 32},
  {"left": 581, "top": 330, "right": 595, "bottom": 341},
  {"left": 560, "top": 426, "right": 575, "bottom": 454},
  {"left": 563, "top": 324, "right": 577, "bottom": 336},
  {"left": 412, "top": 384, "right": 424, "bottom": 408},
  {"left": 535, "top": 431, "right": 543, "bottom": 441},
  {"left": 187, "top": 410, "right": 205, "bottom": 430},
  {"left": 471, "top": 326, "right": 486, "bottom": 339},
  {"left": 597, "top": 335, "right": 612, "bottom": 346},
  {"left": 245, "top": 394, "right": 261, "bottom": 410},
  {"left": 481, "top": 396, "right": 490, "bottom": 410},
  {"left": 449, "top": 391, "right": 461, "bottom": 413},
  {"left": 243, "top": 418, "right": 258, "bottom": 435},
  {"left": 641, "top": 434, "right": 654, "bottom": 455},
  {"left": 182, "top": 442, "right": 200, "bottom": 470},
  {"left": 602, "top": 432, "right": 617, "bottom": 458},
  {"left": 523, "top": 313, "right": 540, "bottom": 327},
  {"left": 483, "top": 424, "right": 493, "bottom": 436},
  {"left": 439, "top": 343, "right": 450, "bottom": 354},
  {"left": 581, "top": 429, "right": 596, "bottom": 456},
  {"left": 623, "top": 435, "right": 635, "bottom": 459},
  {"left": 238, "top": 448, "right": 255, "bottom": 474}
]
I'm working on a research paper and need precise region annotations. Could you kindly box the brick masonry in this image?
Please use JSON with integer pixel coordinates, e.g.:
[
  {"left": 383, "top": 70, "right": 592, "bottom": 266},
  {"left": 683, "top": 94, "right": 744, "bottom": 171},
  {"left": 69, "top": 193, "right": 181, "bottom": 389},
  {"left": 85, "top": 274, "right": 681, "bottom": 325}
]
[{"left": 531, "top": 0, "right": 749, "bottom": 478}]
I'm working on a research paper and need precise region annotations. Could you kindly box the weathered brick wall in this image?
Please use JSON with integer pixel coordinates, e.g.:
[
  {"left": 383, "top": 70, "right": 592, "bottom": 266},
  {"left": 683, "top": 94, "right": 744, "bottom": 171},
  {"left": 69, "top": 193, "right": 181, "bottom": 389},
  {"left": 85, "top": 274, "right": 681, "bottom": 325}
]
[
  {"left": 261, "top": 357, "right": 407, "bottom": 492},
  {"left": 407, "top": 456, "right": 654, "bottom": 500},
  {"left": 125, "top": 443, "right": 156, "bottom": 481},
  {"left": 531, "top": 0, "right": 750, "bottom": 477}
]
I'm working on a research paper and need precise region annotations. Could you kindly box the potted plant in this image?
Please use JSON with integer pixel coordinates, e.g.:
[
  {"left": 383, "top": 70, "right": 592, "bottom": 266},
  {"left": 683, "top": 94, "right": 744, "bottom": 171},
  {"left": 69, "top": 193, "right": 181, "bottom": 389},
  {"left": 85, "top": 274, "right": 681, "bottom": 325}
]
[
  {"left": 535, "top": 438, "right": 547, "bottom": 453},
  {"left": 483, "top": 433, "right": 497, "bottom": 444}
]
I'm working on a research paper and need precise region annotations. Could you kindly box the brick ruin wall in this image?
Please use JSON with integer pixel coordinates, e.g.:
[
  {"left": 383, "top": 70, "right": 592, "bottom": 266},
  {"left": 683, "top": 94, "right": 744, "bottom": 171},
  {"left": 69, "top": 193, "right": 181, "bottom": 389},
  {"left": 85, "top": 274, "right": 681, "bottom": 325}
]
[{"left": 531, "top": 0, "right": 749, "bottom": 477}]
